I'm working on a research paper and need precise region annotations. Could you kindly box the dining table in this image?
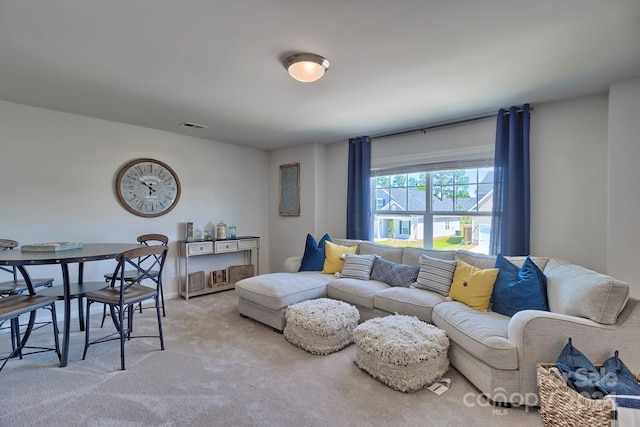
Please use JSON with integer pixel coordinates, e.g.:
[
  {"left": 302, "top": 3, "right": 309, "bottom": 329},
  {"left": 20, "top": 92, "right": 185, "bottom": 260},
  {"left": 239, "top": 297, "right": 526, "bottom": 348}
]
[{"left": 0, "top": 242, "right": 141, "bottom": 367}]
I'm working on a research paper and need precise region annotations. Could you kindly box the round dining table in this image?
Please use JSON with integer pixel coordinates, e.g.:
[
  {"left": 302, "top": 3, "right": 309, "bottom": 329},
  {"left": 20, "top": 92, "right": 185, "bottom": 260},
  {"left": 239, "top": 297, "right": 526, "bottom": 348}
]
[{"left": 0, "top": 243, "right": 140, "bottom": 367}]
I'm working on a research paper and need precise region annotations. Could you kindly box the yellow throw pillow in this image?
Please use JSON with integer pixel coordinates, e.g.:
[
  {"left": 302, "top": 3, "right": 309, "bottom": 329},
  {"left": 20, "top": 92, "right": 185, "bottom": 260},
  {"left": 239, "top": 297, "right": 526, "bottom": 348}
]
[
  {"left": 322, "top": 241, "right": 357, "bottom": 274},
  {"left": 448, "top": 260, "right": 499, "bottom": 312}
]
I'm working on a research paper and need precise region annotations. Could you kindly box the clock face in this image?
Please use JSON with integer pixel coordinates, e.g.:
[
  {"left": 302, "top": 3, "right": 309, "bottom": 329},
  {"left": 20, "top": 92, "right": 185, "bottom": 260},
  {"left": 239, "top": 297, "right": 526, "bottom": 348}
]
[{"left": 115, "top": 158, "right": 181, "bottom": 217}]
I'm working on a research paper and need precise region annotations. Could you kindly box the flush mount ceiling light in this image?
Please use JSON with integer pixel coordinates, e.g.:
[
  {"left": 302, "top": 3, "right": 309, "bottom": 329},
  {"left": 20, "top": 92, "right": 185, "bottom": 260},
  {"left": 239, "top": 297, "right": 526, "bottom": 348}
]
[{"left": 283, "top": 53, "right": 330, "bottom": 83}]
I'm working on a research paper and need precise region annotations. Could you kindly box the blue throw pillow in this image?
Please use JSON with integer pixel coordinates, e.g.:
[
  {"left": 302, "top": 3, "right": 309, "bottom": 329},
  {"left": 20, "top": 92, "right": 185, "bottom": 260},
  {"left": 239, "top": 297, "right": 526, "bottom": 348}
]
[
  {"left": 556, "top": 337, "right": 602, "bottom": 398},
  {"left": 597, "top": 351, "right": 640, "bottom": 396},
  {"left": 370, "top": 256, "right": 419, "bottom": 287},
  {"left": 491, "top": 254, "right": 549, "bottom": 317},
  {"left": 298, "top": 234, "right": 331, "bottom": 271}
]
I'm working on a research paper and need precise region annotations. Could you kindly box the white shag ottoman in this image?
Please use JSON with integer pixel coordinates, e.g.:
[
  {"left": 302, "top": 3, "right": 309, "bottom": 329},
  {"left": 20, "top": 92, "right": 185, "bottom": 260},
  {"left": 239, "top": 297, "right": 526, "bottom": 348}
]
[
  {"left": 353, "top": 314, "right": 449, "bottom": 392},
  {"left": 284, "top": 298, "right": 360, "bottom": 355}
]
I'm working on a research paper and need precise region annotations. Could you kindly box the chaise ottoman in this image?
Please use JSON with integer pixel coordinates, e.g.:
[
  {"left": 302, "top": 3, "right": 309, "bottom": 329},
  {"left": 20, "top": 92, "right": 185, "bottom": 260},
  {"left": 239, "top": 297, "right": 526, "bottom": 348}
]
[
  {"left": 353, "top": 314, "right": 449, "bottom": 392},
  {"left": 284, "top": 298, "right": 360, "bottom": 355}
]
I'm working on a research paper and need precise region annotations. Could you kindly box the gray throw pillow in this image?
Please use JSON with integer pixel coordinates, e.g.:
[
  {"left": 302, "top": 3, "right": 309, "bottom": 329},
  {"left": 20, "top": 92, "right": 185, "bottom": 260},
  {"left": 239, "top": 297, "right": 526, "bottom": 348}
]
[
  {"left": 370, "top": 256, "right": 419, "bottom": 287},
  {"left": 415, "top": 254, "right": 457, "bottom": 296},
  {"left": 340, "top": 254, "right": 375, "bottom": 280}
]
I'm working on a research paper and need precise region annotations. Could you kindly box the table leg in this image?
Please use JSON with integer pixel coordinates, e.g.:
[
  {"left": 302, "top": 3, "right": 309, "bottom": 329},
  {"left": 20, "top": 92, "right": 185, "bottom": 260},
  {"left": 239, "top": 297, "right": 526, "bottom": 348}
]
[{"left": 60, "top": 264, "right": 71, "bottom": 367}]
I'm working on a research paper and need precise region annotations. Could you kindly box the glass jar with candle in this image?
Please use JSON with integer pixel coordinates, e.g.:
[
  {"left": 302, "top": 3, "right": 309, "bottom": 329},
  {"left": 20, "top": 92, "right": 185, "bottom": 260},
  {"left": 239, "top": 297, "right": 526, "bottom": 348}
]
[
  {"left": 216, "top": 221, "right": 227, "bottom": 240},
  {"left": 228, "top": 225, "right": 237, "bottom": 239}
]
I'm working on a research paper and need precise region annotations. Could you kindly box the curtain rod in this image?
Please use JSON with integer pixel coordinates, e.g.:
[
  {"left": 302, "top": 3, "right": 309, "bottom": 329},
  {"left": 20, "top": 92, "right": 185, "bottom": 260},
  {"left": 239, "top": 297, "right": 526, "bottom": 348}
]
[{"left": 371, "top": 106, "right": 533, "bottom": 140}]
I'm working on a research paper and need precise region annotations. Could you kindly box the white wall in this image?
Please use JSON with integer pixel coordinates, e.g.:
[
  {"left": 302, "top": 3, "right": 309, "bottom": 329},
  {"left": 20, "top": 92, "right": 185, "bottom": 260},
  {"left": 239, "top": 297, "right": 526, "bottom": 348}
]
[
  {"left": 530, "top": 94, "right": 609, "bottom": 271},
  {"left": 268, "top": 143, "right": 326, "bottom": 272},
  {"left": 0, "top": 100, "right": 270, "bottom": 297},
  {"left": 607, "top": 76, "right": 640, "bottom": 297}
]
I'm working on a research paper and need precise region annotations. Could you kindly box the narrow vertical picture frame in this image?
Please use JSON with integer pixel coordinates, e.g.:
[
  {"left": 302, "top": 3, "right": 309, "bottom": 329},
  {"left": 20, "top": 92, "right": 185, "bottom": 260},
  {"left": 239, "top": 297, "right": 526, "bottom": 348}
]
[{"left": 279, "top": 162, "right": 300, "bottom": 216}]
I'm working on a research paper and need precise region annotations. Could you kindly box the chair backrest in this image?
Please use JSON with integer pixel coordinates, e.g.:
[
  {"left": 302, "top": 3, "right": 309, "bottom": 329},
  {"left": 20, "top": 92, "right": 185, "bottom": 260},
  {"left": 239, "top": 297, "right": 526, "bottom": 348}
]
[
  {"left": 107, "top": 246, "right": 169, "bottom": 295},
  {"left": 0, "top": 239, "right": 20, "bottom": 280},
  {"left": 137, "top": 234, "right": 169, "bottom": 246}
]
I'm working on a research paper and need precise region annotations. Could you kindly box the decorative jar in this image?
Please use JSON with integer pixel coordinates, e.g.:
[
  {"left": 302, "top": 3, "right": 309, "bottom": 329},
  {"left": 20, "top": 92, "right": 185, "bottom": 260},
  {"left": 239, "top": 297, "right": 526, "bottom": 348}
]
[
  {"left": 229, "top": 225, "right": 237, "bottom": 239},
  {"left": 216, "top": 221, "right": 227, "bottom": 239}
]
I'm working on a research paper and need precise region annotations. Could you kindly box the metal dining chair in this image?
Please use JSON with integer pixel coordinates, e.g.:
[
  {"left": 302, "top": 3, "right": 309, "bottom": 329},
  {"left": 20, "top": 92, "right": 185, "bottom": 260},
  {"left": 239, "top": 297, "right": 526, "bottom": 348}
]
[
  {"left": 0, "top": 239, "right": 55, "bottom": 296},
  {"left": 100, "top": 234, "right": 169, "bottom": 323},
  {"left": 83, "top": 245, "right": 168, "bottom": 370},
  {"left": 0, "top": 267, "right": 60, "bottom": 371}
]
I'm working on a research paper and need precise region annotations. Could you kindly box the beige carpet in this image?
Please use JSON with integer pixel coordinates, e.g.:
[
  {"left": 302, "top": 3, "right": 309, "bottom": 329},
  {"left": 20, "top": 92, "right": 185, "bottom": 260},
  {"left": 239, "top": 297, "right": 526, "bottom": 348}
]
[{"left": 0, "top": 292, "right": 543, "bottom": 427}]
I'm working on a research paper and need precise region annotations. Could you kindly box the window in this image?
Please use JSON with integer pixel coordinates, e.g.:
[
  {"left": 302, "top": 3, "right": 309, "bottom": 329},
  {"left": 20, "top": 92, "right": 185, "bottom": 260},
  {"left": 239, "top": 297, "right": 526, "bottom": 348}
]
[{"left": 371, "top": 166, "right": 493, "bottom": 253}]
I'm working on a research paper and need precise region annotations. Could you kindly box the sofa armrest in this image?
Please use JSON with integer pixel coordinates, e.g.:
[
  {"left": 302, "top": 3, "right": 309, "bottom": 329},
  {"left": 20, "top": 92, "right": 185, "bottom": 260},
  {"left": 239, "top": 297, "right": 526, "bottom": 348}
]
[
  {"left": 284, "top": 256, "right": 302, "bottom": 272},
  {"left": 507, "top": 309, "right": 635, "bottom": 367},
  {"left": 507, "top": 304, "right": 640, "bottom": 400}
]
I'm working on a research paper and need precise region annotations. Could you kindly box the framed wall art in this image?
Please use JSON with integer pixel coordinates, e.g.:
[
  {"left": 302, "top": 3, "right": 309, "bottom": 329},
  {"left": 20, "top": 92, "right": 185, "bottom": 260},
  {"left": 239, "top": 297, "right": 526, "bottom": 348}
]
[{"left": 279, "top": 162, "right": 300, "bottom": 216}]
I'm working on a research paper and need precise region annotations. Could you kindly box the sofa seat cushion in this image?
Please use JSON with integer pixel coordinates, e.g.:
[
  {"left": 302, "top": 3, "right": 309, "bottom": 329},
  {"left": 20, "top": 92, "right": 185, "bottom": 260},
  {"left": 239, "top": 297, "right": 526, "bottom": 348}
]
[
  {"left": 235, "top": 272, "right": 333, "bottom": 311},
  {"left": 327, "top": 278, "right": 389, "bottom": 309},
  {"left": 373, "top": 287, "right": 446, "bottom": 322},
  {"left": 432, "top": 301, "right": 517, "bottom": 370}
]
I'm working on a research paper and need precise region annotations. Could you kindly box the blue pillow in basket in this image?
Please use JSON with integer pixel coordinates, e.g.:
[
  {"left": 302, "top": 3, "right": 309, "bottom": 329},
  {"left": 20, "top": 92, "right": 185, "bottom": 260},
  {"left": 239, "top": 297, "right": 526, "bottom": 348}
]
[
  {"left": 597, "top": 351, "right": 640, "bottom": 396},
  {"left": 555, "top": 338, "right": 602, "bottom": 398}
]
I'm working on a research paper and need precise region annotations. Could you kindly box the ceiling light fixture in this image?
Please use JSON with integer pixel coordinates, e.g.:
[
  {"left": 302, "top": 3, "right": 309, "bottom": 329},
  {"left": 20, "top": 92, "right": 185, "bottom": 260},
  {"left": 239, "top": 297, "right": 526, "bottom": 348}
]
[{"left": 283, "top": 53, "right": 330, "bottom": 83}]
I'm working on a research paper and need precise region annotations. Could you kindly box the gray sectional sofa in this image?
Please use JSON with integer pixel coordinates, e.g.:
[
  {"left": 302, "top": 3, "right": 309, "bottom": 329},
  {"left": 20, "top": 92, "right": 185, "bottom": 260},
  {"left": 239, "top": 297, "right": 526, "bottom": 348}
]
[{"left": 235, "top": 238, "right": 640, "bottom": 405}]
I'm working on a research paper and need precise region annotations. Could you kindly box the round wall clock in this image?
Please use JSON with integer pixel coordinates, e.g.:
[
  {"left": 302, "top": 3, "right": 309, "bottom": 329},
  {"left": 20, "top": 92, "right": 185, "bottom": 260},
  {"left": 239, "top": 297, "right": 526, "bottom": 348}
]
[{"left": 115, "top": 158, "right": 181, "bottom": 217}]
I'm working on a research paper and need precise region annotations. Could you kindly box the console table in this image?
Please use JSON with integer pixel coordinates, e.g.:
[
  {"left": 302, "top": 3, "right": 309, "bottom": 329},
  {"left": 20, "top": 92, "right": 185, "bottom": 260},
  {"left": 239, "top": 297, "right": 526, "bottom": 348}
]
[{"left": 178, "top": 236, "right": 259, "bottom": 300}]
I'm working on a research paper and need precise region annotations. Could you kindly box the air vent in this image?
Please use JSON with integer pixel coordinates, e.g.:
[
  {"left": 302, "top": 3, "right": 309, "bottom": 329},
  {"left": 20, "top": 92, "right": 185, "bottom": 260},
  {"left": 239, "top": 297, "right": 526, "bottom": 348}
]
[{"left": 180, "top": 122, "right": 208, "bottom": 129}]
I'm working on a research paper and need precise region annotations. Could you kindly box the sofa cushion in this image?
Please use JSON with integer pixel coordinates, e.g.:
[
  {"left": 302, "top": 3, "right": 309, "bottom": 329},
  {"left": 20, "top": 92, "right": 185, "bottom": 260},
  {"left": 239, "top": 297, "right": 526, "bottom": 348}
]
[
  {"left": 432, "top": 301, "right": 517, "bottom": 370},
  {"left": 544, "top": 258, "right": 629, "bottom": 324},
  {"left": 299, "top": 233, "right": 331, "bottom": 271},
  {"left": 235, "top": 272, "right": 333, "bottom": 310},
  {"left": 373, "top": 286, "right": 446, "bottom": 322},
  {"left": 491, "top": 254, "right": 549, "bottom": 317},
  {"left": 402, "top": 247, "right": 456, "bottom": 266},
  {"left": 414, "top": 255, "right": 457, "bottom": 296},
  {"left": 322, "top": 241, "right": 357, "bottom": 274},
  {"left": 339, "top": 254, "right": 375, "bottom": 280},
  {"left": 358, "top": 241, "right": 404, "bottom": 264},
  {"left": 449, "top": 260, "right": 499, "bottom": 312},
  {"left": 327, "top": 278, "right": 389, "bottom": 309},
  {"left": 456, "top": 250, "right": 550, "bottom": 272},
  {"left": 370, "top": 257, "right": 420, "bottom": 288}
]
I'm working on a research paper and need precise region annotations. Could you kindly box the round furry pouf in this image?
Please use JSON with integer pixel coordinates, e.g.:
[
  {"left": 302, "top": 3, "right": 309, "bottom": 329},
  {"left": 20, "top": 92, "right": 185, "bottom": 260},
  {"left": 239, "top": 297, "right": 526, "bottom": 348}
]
[
  {"left": 284, "top": 298, "right": 360, "bottom": 355},
  {"left": 353, "top": 315, "right": 449, "bottom": 392}
]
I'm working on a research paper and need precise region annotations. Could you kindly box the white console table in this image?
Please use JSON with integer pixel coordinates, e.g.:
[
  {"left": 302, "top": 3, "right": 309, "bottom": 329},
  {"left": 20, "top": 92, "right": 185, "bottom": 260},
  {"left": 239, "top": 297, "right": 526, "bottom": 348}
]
[{"left": 178, "top": 236, "right": 259, "bottom": 300}]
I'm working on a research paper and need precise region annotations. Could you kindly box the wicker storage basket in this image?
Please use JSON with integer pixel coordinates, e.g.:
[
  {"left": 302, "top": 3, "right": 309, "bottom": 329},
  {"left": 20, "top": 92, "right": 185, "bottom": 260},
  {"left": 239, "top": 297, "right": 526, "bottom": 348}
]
[{"left": 537, "top": 363, "right": 617, "bottom": 427}]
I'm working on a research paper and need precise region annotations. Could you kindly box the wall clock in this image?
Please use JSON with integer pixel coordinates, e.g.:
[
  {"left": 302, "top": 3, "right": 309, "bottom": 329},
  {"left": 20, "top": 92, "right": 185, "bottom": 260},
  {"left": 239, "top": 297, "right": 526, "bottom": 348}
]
[{"left": 115, "top": 158, "right": 181, "bottom": 217}]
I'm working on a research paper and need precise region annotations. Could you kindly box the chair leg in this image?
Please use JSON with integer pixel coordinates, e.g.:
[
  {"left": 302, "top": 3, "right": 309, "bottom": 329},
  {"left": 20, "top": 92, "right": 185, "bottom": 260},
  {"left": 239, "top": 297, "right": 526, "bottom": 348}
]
[
  {"left": 78, "top": 296, "right": 85, "bottom": 331},
  {"left": 155, "top": 296, "right": 164, "bottom": 351},
  {"left": 50, "top": 303, "right": 61, "bottom": 360},
  {"left": 160, "top": 283, "right": 166, "bottom": 317},
  {"left": 100, "top": 303, "right": 107, "bottom": 328},
  {"left": 82, "top": 301, "right": 92, "bottom": 361},
  {"left": 119, "top": 303, "right": 126, "bottom": 370}
]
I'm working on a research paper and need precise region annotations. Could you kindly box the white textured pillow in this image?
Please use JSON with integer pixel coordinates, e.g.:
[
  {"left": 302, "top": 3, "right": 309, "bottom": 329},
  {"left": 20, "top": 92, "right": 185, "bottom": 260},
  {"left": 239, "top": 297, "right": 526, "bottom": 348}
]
[
  {"left": 339, "top": 254, "right": 376, "bottom": 280},
  {"left": 414, "top": 255, "right": 457, "bottom": 296}
]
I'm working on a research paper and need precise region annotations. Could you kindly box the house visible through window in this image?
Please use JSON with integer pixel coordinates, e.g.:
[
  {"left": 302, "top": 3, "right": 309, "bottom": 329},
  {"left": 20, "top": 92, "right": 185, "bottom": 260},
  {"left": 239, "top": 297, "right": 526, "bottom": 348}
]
[{"left": 371, "top": 166, "right": 494, "bottom": 254}]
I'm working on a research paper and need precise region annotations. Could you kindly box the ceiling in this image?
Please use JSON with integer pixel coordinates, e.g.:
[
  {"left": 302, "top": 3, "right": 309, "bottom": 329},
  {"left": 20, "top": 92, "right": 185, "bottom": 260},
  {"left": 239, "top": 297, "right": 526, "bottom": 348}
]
[{"left": 1, "top": 1, "right": 639, "bottom": 151}]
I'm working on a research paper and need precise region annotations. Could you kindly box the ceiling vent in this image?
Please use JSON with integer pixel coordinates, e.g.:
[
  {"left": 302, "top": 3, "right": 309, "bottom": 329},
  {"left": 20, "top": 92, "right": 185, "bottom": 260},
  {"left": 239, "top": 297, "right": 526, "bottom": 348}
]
[{"left": 180, "top": 122, "right": 208, "bottom": 129}]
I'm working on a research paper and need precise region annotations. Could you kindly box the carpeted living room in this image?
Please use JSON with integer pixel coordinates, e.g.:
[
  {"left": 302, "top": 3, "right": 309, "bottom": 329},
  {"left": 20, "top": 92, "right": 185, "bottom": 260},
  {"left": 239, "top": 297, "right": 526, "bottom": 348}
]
[
  {"left": 1, "top": 2, "right": 640, "bottom": 427},
  {"left": 1, "top": 292, "right": 543, "bottom": 426}
]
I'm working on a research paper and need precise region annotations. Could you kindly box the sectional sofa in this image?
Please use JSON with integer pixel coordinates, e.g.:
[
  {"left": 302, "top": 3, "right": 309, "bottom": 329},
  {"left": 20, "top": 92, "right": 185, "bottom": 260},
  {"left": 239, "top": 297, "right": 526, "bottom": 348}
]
[{"left": 235, "top": 238, "right": 640, "bottom": 405}]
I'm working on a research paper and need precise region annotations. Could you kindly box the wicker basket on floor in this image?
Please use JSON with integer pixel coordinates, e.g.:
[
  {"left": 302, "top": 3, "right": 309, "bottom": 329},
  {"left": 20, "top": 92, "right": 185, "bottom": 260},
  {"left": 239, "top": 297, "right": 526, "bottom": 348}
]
[{"left": 537, "top": 363, "right": 616, "bottom": 427}]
